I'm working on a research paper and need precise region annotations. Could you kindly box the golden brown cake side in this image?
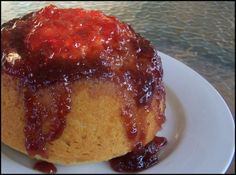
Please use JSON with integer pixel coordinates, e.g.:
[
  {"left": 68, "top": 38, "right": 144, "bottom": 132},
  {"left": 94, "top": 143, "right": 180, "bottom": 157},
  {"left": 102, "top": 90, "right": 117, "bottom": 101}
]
[{"left": 2, "top": 73, "right": 165, "bottom": 165}]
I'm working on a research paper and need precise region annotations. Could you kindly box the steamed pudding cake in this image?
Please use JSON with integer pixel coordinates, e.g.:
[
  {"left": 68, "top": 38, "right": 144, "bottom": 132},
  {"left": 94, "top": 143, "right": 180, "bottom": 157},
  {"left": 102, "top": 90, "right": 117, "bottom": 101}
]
[{"left": 1, "top": 5, "right": 166, "bottom": 167}]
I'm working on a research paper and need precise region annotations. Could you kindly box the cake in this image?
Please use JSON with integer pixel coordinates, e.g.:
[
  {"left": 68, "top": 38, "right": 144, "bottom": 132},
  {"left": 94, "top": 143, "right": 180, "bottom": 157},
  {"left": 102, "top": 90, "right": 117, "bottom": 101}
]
[{"left": 1, "top": 5, "right": 166, "bottom": 167}]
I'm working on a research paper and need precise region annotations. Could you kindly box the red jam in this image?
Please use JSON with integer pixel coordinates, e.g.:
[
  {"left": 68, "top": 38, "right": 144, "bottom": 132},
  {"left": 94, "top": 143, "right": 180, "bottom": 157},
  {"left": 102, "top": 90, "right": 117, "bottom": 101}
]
[
  {"left": 109, "top": 136, "right": 167, "bottom": 172},
  {"left": 24, "top": 82, "right": 72, "bottom": 157},
  {"left": 34, "top": 161, "right": 57, "bottom": 174},
  {"left": 1, "top": 4, "right": 166, "bottom": 168}
]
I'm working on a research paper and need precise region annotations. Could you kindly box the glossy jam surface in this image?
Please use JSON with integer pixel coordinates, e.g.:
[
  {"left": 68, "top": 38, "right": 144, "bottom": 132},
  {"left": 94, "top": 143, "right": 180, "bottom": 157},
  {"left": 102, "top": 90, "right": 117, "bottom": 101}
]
[
  {"left": 1, "top": 5, "right": 165, "bottom": 158},
  {"left": 24, "top": 83, "right": 72, "bottom": 157},
  {"left": 109, "top": 136, "right": 167, "bottom": 172},
  {"left": 34, "top": 161, "right": 57, "bottom": 174}
]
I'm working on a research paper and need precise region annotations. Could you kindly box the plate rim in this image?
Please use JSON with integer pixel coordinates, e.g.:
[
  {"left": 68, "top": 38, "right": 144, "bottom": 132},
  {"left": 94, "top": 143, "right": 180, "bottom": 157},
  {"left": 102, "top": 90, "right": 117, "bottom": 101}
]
[{"left": 159, "top": 51, "right": 235, "bottom": 173}]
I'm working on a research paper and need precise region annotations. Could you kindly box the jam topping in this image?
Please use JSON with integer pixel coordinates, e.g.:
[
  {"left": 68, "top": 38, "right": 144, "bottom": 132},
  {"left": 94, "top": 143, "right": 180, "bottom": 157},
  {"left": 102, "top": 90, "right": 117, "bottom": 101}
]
[
  {"left": 1, "top": 5, "right": 165, "bottom": 158},
  {"left": 34, "top": 161, "right": 57, "bottom": 174},
  {"left": 109, "top": 136, "right": 167, "bottom": 172}
]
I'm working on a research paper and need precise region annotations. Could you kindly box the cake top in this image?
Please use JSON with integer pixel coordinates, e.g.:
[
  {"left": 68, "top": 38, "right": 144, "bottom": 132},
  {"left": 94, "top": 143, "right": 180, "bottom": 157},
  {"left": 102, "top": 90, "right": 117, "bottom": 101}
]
[
  {"left": 24, "top": 5, "right": 137, "bottom": 60},
  {"left": 2, "top": 5, "right": 162, "bottom": 93}
]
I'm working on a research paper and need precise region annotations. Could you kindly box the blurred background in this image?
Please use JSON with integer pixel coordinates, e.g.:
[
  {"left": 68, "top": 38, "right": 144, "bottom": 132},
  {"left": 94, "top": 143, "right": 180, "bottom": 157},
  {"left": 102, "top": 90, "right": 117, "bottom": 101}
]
[{"left": 1, "top": 1, "right": 235, "bottom": 173}]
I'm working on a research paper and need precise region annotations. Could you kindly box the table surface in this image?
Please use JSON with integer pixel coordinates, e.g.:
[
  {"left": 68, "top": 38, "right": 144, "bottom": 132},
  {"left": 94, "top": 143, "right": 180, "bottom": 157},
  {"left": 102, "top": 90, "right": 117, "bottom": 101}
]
[{"left": 1, "top": 1, "right": 235, "bottom": 174}]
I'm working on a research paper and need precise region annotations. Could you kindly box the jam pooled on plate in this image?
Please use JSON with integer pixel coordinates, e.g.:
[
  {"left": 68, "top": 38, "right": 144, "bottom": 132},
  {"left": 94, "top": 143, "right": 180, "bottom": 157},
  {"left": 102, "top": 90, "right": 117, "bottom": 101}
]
[
  {"left": 109, "top": 136, "right": 167, "bottom": 172},
  {"left": 34, "top": 161, "right": 57, "bottom": 174}
]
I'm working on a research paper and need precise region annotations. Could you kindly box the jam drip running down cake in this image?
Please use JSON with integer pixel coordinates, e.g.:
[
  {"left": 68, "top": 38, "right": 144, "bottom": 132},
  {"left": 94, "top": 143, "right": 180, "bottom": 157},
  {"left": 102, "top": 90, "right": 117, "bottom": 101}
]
[{"left": 1, "top": 5, "right": 166, "bottom": 172}]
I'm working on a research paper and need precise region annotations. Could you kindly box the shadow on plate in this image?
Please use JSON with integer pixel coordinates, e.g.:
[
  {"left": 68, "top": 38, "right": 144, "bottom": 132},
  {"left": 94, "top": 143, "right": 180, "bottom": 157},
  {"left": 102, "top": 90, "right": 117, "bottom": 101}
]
[
  {"left": 1, "top": 142, "right": 36, "bottom": 169},
  {"left": 158, "top": 85, "right": 186, "bottom": 161}
]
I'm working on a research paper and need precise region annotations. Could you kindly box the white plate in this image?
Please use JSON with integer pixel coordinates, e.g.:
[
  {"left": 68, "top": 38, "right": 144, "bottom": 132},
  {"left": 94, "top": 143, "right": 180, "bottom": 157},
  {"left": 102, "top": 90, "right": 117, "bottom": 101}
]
[{"left": 1, "top": 51, "right": 235, "bottom": 174}]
